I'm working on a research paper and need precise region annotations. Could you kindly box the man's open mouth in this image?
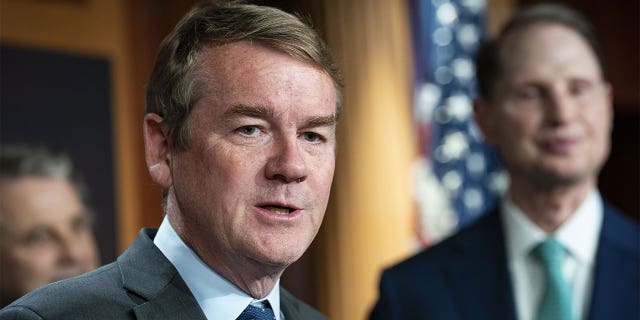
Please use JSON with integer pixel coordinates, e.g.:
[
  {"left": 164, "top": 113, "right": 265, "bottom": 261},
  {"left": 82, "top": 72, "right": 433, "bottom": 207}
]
[{"left": 262, "top": 205, "right": 295, "bottom": 215}]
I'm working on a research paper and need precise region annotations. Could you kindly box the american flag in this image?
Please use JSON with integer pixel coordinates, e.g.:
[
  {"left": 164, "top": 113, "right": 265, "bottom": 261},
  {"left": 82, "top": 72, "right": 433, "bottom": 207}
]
[{"left": 408, "top": 0, "right": 507, "bottom": 245}]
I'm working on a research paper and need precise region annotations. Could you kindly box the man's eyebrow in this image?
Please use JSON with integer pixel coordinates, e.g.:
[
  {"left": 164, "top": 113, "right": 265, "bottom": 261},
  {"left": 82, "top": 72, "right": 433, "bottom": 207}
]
[
  {"left": 224, "top": 104, "right": 336, "bottom": 127},
  {"left": 306, "top": 115, "right": 337, "bottom": 128},
  {"left": 224, "top": 104, "right": 274, "bottom": 119}
]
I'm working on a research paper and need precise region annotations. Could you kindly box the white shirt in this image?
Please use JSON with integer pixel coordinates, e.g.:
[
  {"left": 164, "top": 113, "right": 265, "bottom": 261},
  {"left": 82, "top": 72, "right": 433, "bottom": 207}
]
[
  {"left": 153, "top": 216, "right": 282, "bottom": 320},
  {"left": 501, "top": 190, "right": 603, "bottom": 320}
]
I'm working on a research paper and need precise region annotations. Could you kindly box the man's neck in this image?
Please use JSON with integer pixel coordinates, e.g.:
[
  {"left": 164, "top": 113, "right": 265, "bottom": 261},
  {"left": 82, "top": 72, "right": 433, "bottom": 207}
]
[
  {"left": 509, "top": 178, "right": 595, "bottom": 233},
  {"left": 210, "top": 255, "right": 284, "bottom": 299},
  {"left": 166, "top": 212, "right": 284, "bottom": 299},
  {"left": 163, "top": 194, "right": 287, "bottom": 300}
]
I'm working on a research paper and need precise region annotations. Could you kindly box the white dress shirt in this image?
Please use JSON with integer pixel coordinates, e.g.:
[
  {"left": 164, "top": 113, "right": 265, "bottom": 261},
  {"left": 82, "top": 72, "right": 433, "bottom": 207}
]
[
  {"left": 153, "top": 216, "right": 282, "bottom": 320},
  {"left": 501, "top": 190, "right": 603, "bottom": 320}
]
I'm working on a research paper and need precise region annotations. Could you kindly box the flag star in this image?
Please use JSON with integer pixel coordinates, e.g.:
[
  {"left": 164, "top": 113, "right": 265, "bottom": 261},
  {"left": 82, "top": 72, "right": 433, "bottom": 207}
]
[
  {"left": 457, "top": 24, "right": 481, "bottom": 49},
  {"left": 466, "top": 152, "right": 486, "bottom": 175},
  {"left": 437, "top": 2, "right": 458, "bottom": 26},
  {"left": 445, "top": 94, "right": 472, "bottom": 121},
  {"left": 435, "top": 105, "right": 452, "bottom": 124},
  {"left": 461, "top": 0, "right": 486, "bottom": 14},
  {"left": 433, "top": 27, "right": 453, "bottom": 46},
  {"left": 443, "top": 170, "right": 463, "bottom": 192},
  {"left": 452, "top": 58, "right": 474, "bottom": 81},
  {"left": 431, "top": 0, "right": 449, "bottom": 7},
  {"left": 489, "top": 171, "right": 510, "bottom": 193},
  {"left": 435, "top": 66, "right": 453, "bottom": 84},
  {"left": 416, "top": 83, "right": 441, "bottom": 124},
  {"left": 439, "top": 131, "right": 469, "bottom": 160},
  {"left": 463, "top": 188, "right": 484, "bottom": 212}
]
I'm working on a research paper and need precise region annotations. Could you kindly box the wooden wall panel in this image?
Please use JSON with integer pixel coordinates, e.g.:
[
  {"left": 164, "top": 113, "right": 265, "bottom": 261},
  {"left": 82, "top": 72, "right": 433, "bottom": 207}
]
[
  {"left": 123, "top": 0, "right": 198, "bottom": 245},
  {"left": 316, "top": 0, "right": 417, "bottom": 318}
]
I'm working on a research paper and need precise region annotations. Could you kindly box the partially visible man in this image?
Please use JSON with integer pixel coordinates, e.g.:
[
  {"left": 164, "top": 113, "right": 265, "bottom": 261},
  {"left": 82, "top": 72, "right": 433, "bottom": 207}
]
[
  {"left": 371, "top": 4, "right": 638, "bottom": 320},
  {"left": 0, "top": 1, "right": 341, "bottom": 319},
  {"left": 0, "top": 145, "right": 100, "bottom": 308}
]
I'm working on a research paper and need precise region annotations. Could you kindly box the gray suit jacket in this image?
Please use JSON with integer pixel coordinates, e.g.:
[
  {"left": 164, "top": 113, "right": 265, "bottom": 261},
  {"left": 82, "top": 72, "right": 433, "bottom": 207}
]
[{"left": 0, "top": 229, "right": 327, "bottom": 320}]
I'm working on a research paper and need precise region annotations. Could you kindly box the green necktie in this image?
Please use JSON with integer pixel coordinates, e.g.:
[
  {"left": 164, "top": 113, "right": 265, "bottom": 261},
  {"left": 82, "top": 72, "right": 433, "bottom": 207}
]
[{"left": 533, "top": 238, "right": 573, "bottom": 320}]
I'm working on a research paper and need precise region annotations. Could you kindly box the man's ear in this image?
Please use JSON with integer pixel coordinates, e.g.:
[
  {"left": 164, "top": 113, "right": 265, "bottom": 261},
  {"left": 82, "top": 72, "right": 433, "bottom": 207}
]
[
  {"left": 143, "top": 113, "right": 172, "bottom": 187},
  {"left": 473, "top": 98, "right": 497, "bottom": 146}
]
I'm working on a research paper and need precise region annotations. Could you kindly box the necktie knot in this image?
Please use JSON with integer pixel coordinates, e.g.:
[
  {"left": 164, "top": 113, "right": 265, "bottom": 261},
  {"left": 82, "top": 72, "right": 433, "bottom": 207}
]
[
  {"left": 237, "top": 301, "right": 276, "bottom": 320},
  {"left": 533, "top": 238, "right": 565, "bottom": 273}
]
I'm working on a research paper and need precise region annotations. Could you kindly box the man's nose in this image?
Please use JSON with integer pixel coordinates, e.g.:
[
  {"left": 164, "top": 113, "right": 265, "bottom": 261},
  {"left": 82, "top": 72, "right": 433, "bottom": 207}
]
[
  {"left": 545, "top": 90, "right": 577, "bottom": 125},
  {"left": 265, "top": 137, "right": 308, "bottom": 183},
  {"left": 57, "top": 232, "right": 90, "bottom": 265}
]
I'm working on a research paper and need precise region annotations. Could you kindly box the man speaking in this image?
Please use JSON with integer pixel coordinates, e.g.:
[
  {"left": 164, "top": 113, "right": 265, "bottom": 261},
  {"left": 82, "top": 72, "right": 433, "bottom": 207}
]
[{"left": 1, "top": 1, "right": 342, "bottom": 319}]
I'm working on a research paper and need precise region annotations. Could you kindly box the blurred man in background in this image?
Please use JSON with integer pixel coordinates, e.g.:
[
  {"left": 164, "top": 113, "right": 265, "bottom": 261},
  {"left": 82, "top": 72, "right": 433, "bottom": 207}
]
[
  {"left": 0, "top": 145, "right": 100, "bottom": 307},
  {"left": 371, "top": 4, "right": 638, "bottom": 320}
]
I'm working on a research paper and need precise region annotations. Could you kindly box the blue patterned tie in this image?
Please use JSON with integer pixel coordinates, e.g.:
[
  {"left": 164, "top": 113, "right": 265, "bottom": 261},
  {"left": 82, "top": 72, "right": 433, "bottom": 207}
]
[
  {"left": 533, "top": 238, "right": 572, "bottom": 320},
  {"left": 236, "top": 301, "right": 276, "bottom": 320}
]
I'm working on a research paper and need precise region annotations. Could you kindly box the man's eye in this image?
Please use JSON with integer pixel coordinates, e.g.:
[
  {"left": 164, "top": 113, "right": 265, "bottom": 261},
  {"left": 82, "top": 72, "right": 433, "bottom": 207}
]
[
  {"left": 302, "top": 132, "right": 322, "bottom": 142},
  {"left": 238, "top": 126, "right": 260, "bottom": 136},
  {"left": 71, "top": 214, "right": 92, "bottom": 233},
  {"left": 515, "top": 87, "right": 541, "bottom": 100},
  {"left": 569, "top": 81, "right": 592, "bottom": 96},
  {"left": 23, "top": 228, "right": 53, "bottom": 246}
]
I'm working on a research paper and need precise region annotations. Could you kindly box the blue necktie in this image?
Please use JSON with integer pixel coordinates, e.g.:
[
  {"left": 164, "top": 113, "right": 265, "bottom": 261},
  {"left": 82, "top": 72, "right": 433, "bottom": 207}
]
[
  {"left": 533, "top": 238, "right": 572, "bottom": 320},
  {"left": 237, "top": 301, "right": 276, "bottom": 320}
]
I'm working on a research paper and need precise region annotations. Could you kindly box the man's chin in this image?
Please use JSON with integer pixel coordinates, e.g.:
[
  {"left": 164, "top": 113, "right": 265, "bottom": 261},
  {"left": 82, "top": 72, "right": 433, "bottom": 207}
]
[
  {"left": 244, "top": 246, "right": 308, "bottom": 272},
  {"left": 254, "top": 252, "right": 302, "bottom": 269},
  {"left": 530, "top": 166, "right": 594, "bottom": 187},
  {"left": 248, "top": 233, "right": 315, "bottom": 267}
]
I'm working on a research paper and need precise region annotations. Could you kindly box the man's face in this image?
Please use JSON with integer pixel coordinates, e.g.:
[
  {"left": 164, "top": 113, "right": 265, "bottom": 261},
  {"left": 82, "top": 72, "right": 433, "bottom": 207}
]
[
  {"left": 0, "top": 177, "right": 99, "bottom": 303},
  {"left": 477, "top": 24, "right": 612, "bottom": 187},
  {"left": 165, "top": 42, "right": 336, "bottom": 272}
]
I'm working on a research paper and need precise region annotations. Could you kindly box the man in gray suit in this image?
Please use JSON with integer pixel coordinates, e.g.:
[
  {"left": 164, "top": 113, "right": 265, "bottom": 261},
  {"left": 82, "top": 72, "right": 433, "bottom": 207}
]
[{"left": 0, "top": 1, "right": 342, "bottom": 319}]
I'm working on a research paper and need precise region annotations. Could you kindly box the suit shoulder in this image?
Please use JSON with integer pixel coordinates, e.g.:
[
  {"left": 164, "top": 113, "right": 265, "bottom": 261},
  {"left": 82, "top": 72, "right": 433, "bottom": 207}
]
[
  {"left": 280, "top": 288, "right": 327, "bottom": 320},
  {"left": 0, "top": 305, "right": 43, "bottom": 319},
  {"left": 386, "top": 212, "right": 500, "bottom": 277},
  {"left": 603, "top": 204, "right": 640, "bottom": 256},
  {"left": 1, "top": 262, "right": 135, "bottom": 319}
]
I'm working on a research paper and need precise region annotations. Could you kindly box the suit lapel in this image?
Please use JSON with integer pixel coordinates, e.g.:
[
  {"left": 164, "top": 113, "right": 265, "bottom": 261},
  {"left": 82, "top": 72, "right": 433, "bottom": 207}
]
[
  {"left": 118, "top": 229, "right": 207, "bottom": 320},
  {"left": 443, "top": 209, "right": 517, "bottom": 320},
  {"left": 587, "top": 205, "right": 640, "bottom": 320},
  {"left": 280, "top": 288, "right": 301, "bottom": 319},
  {"left": 132, "top": 278, "right": 206, "bottom": 320},
  {"left": 280, "top": 288, "right": 326, "bottom": 320}
]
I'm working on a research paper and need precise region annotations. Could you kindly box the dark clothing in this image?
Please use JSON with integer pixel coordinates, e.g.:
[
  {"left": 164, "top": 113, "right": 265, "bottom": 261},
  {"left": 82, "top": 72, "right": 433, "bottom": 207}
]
[
  {"left": 0, "top": 229, "right": 326, "bottom": 320},
  {"left": 370, "top": 203, "right": 639, "bottom": 320}
]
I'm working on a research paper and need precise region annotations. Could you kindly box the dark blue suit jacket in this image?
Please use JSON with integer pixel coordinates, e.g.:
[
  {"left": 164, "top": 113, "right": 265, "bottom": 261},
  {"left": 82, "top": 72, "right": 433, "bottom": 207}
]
[{"left": 370, "top": 203, "right": 639, "bottom": 320}]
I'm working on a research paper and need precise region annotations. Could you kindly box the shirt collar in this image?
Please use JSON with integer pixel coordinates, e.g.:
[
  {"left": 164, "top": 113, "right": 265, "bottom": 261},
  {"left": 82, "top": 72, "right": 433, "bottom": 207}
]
[
  {"left": 502, "top": 195, "right": 547, "bottom": 262},
  {"left": 153, "top": 216, "right": 281, "bottom": 320},
  {"left": 501, "top": 190, "right": 603, "bottom": 264},
  {"left": 554, "top": 190, "right": 602, "bottom": 264}
]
